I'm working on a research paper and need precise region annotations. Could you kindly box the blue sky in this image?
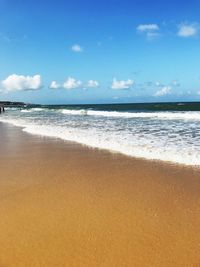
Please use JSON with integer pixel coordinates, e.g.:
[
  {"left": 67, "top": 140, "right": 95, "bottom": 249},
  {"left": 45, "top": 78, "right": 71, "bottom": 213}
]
[{"left": 1, "top": 0, "right": 200, "bottom": 104}]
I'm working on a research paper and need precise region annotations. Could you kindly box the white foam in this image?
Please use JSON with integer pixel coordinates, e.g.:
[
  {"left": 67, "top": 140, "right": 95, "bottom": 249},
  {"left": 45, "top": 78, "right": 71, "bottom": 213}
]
[
  {"left": 1, "top": 117, "right": 199, "bottom": 167},
  {"left": 61, "top": 109, "right": 200, "bottom": 121},
  {"left": 1, "top": 108, "right": 200, "bottom": 167},
  {"left": 31, "top": 108, "right": 44, "bottom": 111},
  {"left": 21, "top": 110, "right": 32, "bottom": 113},
  {"left": 23, "top": 125, "right": 200, "bottom": 166},
  {"left": 21, "top": 108, "right": 44, "bottom": 113}
]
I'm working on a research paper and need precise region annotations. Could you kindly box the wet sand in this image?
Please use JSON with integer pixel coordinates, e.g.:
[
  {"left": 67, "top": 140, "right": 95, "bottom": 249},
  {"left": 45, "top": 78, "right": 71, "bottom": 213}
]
[{"left": 0, "top": 122, "right": 200, "bottom": 267}]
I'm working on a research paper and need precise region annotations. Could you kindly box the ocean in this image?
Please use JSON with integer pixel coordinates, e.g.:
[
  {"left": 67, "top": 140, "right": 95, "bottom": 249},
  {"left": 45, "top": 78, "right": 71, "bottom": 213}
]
[{"left": 1, "top": 102, "right": 200, "bottom": 166}]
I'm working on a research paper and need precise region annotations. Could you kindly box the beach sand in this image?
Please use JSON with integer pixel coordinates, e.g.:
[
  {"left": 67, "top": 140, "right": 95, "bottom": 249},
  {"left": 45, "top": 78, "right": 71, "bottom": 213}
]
[{"left": 0, "top": 122, "right": 200, "bottom": 267}]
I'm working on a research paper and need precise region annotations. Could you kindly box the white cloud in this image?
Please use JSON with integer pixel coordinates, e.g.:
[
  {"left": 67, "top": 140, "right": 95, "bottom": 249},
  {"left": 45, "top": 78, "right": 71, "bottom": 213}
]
[
  {"left": 49, "top": 81, "right": 60, "bottom": 89},
  {"left": 50, "top": 78, "right": 99, "bottom": 90},
  {"left": 71, "top": 44, "right": 83, "bottom": 52},
  {"left": 111, "top": 78, "right": 134, "bottom": 90},
  {"left": 154, "top": 86, "right": 172, "bottom": 97},
  {"left": 137, "top": 24, "right": 159, "bottom": 32},
  {"left": 86, "top": 80, "right": 99, "bottom": 88},
  {"left": 63, "top": 77, "right": 82, "bottom": 89},
  {"left": 1, "top": 74, "right": 41, "bottom": 92},
  {"left": 177, "top": 23, "right": 199, "bottom": 37},
  {"left": 137, "top": 24, "right": 160, "bottom": 40}
]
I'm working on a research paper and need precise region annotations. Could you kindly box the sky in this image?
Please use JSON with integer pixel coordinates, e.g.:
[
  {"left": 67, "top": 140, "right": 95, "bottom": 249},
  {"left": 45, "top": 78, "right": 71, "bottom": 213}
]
[{"left": 1, "top": 0, "right": 200, "bottom": 104}]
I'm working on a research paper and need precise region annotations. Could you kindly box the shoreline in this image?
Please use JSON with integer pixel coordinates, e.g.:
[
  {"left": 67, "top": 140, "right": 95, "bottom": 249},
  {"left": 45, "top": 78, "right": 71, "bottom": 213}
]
[
  {"left": 0, "top": 122, "right": 200, "bottom": 266},
  {"left": 1, "top": 120, "right": 200, "bottom": 170}
]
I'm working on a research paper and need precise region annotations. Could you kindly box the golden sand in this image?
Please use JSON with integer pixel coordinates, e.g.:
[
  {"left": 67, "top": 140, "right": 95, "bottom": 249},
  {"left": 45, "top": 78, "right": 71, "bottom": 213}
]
[{"left": 0, "top": 122, "right": 200, "bottom": 267}]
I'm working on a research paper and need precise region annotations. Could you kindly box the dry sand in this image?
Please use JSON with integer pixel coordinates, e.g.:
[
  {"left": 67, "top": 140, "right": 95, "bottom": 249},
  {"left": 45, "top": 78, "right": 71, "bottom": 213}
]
[{"left": 0, "top": 122, "right": 200, "bottom": 267}]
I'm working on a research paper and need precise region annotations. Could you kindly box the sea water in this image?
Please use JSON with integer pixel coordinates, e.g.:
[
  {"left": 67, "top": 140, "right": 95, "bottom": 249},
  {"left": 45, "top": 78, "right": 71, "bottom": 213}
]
[{"left": 1, "top": 102, "right": 200, "bottom": 166}]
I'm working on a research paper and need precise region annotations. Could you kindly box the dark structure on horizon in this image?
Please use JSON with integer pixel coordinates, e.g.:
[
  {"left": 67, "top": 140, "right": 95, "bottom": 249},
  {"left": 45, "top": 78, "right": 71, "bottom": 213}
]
[
  {"left": 0, "top": 101, "right": 27, "bottom": 114},
  {"left": 0, "top": 101, "right": 26, "bottom": 107}
]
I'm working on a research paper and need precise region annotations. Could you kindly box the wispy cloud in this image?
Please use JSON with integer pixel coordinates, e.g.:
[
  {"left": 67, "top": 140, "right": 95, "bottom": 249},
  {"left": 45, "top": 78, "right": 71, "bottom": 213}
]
[
  {"left": 137, "top": 24, "right": 159, "bottom": 32},
  {"left": 49, "top": 79, "right": 99, "bottom": 90},
  {"left": 137, "top": 24, "right": 160, "bottom": 39},
  {"left": 111, "top": 78, "right": 134, "bottom": 90},
  {"left": 0, "top": 33, "right": 28, "bottom": 43},
  {"left": 86, "top": 80, "right": 99, "bottom": 88},
  {"left": 1, "top": 74, "right": 42, "bottom": 92},
  {"left": 154, "top": 86, "right": 172, "bottom": 97},
  {"left": 71, "top": 44, "right": 83, "bottom": 52},
  {"left": 0, "top": 33, "right": 12, "bottom": 42},
  {"left": 177, "top": 23, "right": 199, "bottom": 37}
]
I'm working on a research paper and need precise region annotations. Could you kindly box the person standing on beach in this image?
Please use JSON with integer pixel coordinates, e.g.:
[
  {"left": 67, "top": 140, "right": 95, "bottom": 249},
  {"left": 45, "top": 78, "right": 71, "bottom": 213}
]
[{"left": 0, "top": 105, "right": 5, "bottom": 113}]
